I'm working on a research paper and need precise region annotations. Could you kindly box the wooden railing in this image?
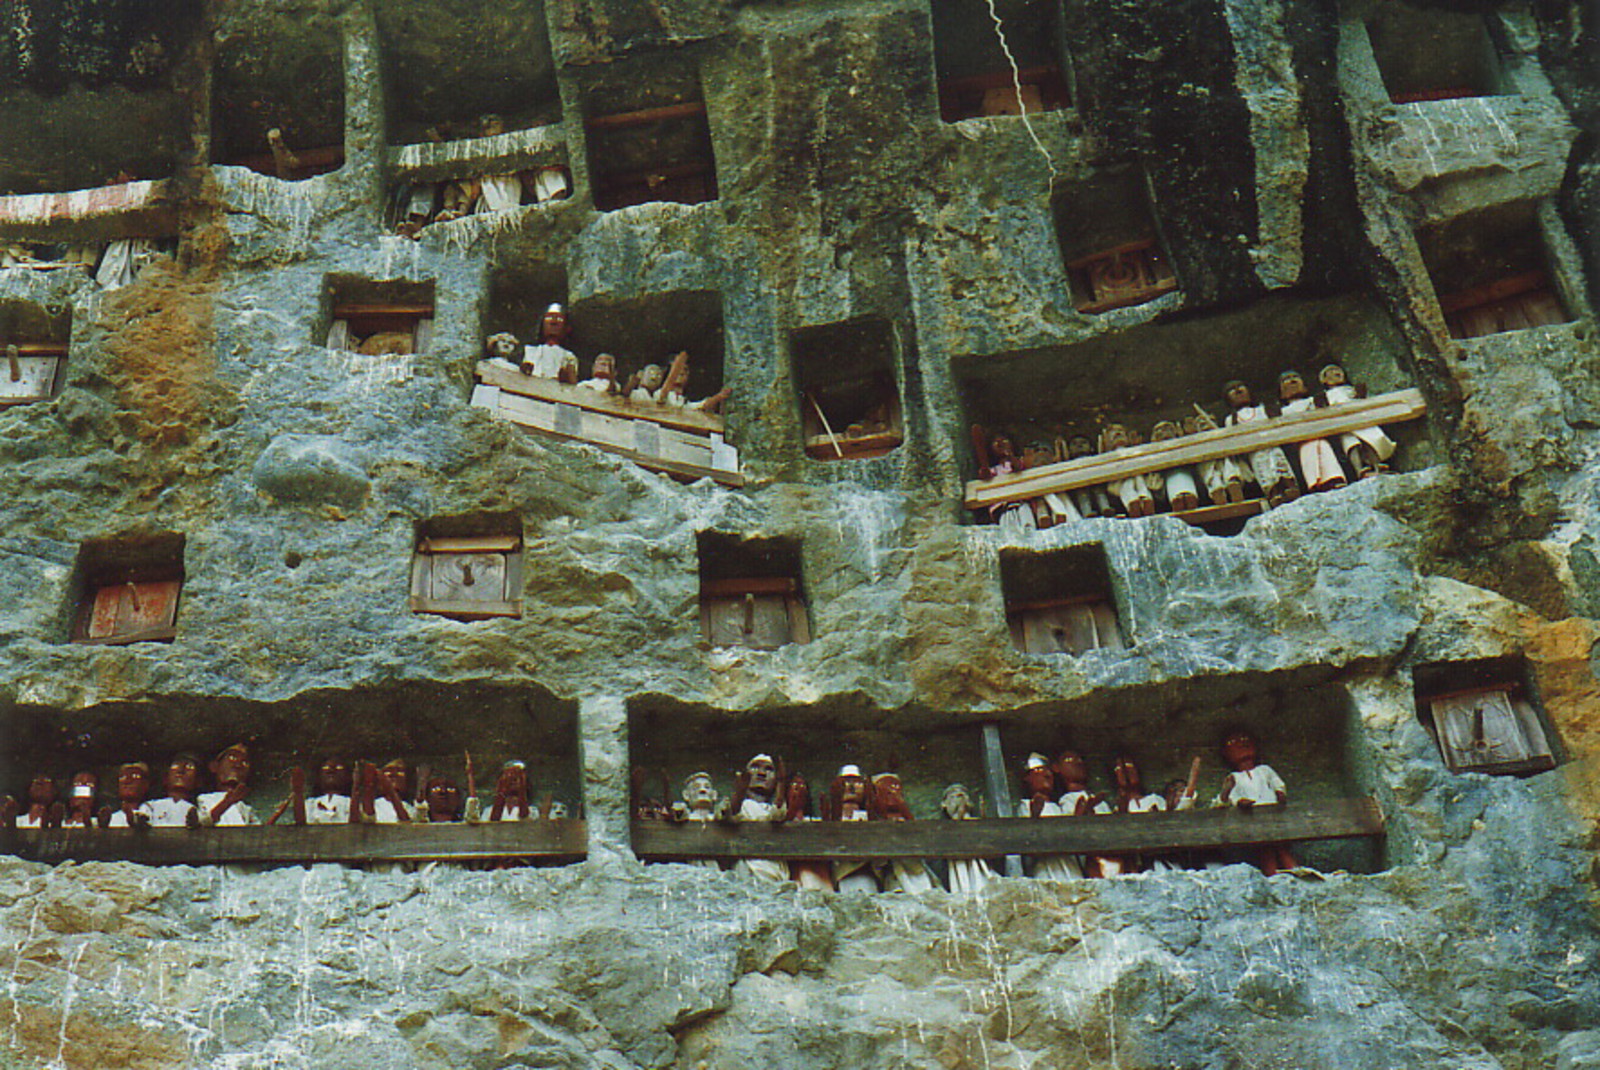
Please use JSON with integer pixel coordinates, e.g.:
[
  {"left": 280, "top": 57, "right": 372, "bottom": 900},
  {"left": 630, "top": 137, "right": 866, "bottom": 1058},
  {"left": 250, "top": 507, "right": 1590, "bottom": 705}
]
[
  {"left": 472, "top": 362, "right": 743, "bottom": 487},
  {"left": 0, "top": 179, "right": 177, "bottom": 238},
  {"left": 633, "top": 796, "right": 1383, "bottom": 860},
  {"left": 1, "top": 820, "right": 587, "bottom": 866},
  {"left": 964, "top": 388, "right": 1427, "bottom": 521}
]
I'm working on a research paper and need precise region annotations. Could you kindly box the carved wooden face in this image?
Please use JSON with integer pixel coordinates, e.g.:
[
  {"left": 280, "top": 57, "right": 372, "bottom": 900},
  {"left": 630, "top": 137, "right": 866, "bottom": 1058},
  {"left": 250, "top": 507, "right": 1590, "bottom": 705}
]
[
  {"left": 684, "top": 773, "right": 718, "bottom": 808},
  {"left": 942, "top": 784, "right": 971, "bottom": 818},
  {"left": 487, "top": 333, "right": 519, "bottom": 360},
  {"left": 381, "top": 762, "right": 409, "bottom": 799},
  {"left": 318, "top": 757, "right": 352, "bottom": 796},
  {"left": 1226, "top": 383, "right": 1253, "bottom": 409},
  {"left": 70, "top": 771, "right": 97, "bottom": 802},
  {"left": 117, "top": 764, "right": 151, "bottom": 804},
  {"left": 638, "top": 365, "right": 664, "bottom": 391},
  {"left": 497, "top": 763, "right": 528, "bottom": 798},
  {"left": 592, "top": 353, "right": 616, "bottom": 380},
  {"left": 1151, "top": 421, "right": 1179, "bottom": 442},
  {"left": 1320, "top": 364, "right": 1347, "bottom": 389},
  {"left": 27, "top": 775, "right": 56, "bottom": 806},
  {"left": 166, "top": 757, "right": 199, "bottom": 797},
  {"left": 1279, "top": 372, "right": 1307, "bottom": 401},
  {"left": 1069, "top": 436, "right": 1095, "bottom": 458},
  {"left": 212, "top": 746, "right": 251, "bottom": 789},
  {"left": 1022, "top": 764, "right": 1054, "bottom": 797},
  {"left": 540, "top": 308, "right": 569, "bottom": 342},
  {"left": 745, "top": 756, "right": 778, "bottom": 798},
  {"left": 838, "top": 772, "right": 867, "bottom": 804},
  {"left": 1222, "top": 732, "right": 1259, "bottom": 770},
  {"left": 1102, "top": 425, "right": 1131, "bottom": 451},
  {"left": 1052, "top": 750, "right": 1088, "bottom": 787},
  {"left": 425, "top": 778, "right": 461, "bottom": 820},
  {"left": 874, "top": 775, "right": 905, "bottom": 808}
]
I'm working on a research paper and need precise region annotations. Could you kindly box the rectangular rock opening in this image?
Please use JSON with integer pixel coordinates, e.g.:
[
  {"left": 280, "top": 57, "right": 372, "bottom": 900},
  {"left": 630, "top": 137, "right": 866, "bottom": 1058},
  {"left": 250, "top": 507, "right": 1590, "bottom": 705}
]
[
  {"left": 697, "top": 532, "right": 809, "bottom": 650},
  {"left": 1366, "top": 7, "right": 1503, "bottom": 104},
  {"left": 410, "top": 513, "right": 524, "bottom": 621},
  {"left": 321, "top": 275, "right": 436, "bottom": 355},
  {"left": 1052, "top": 167, "right": 1177, "bottom": 315},
  {"left": 472, "top": 286, "right": 740, "bottom": 485},
  {"left": 582, "top": 59, "right": 718, "bottom": 211},
  {"left": 628, "top": 698, "right": 992, "bottom": 834},
  {"left": 0, "top": 682, "right": 585, "bottom": 865},
  {"left": 212, "top": 17, "right": 345, "bottom": 178},
  {"left": 997, "top": 669, "right": 1384, "bottom": 874},
  {"left": 957, "top": 293, "right": 1430, "bottom": 533},
  {"left": 0, "top": 1, "right": 195, "bottom": 196},
  {"left": 930, "top": 0, "right": 1073, "bottom": 122},
  {"left": 69, "top": 531, "right": 185, "bottom": 646},
  {"left": 378, "top": 0, "right": 562, "bottom": 146},
  {"left": 1413, "top": 656, "right": 1560, "bottom": 777},
  {"left": 0, "top": 300, "right": 71, "bottom": 406},
  {"left": 1417, "top": 201, "right": 1573, "bottom": 339},
  {"left": 790, "top": 315, "right": 904, "bottom": 462},
  {"left": 1000, "top": 545, "right": 1125, "bottom": 656}
]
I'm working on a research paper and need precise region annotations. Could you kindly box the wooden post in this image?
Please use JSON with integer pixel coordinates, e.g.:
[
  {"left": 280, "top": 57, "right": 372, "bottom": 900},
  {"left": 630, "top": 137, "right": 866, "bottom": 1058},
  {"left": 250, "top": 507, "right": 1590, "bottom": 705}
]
[{"left": 982, "top": 722, "right": 1023, "bottom": 878}]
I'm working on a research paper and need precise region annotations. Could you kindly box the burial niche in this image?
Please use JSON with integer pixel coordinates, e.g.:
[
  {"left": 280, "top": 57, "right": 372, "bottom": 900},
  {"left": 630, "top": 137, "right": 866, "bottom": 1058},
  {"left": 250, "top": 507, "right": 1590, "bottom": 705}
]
[
  {"left": 791, "top": 315, "right": 904, "bottom": 462},
  {"left": 0, "top": 301, "right": 70, "bottom": 407},
  {"left": 1366, "top": 6, "right": 1504, "bottom": 104},
  {"left": 1413, "top": 658, "right": 1559, "bottom": 777},
  {"left": 378, "top": 0, "right": 561, "bottom": 146},
  {"left": 212, "top": 15, "right": 344, "bottom": 178},
  {"left": 1000, "top": 545, "right": 1124, "bottom": 657},
  {"left": 410, "top": 514, "right": 524, "bottom": 621},
  {"left": 472, "top": 284, "right": 741, "bottom": 485},
  {"left": 582, "top": 59, "right": 718, "bottom": 212},
  {"left": 1417, "top": 202, "right": 1573, "bottom": 340},
  {"left": 321, "top": 276, "right": 435, "bottom": 355},
  {"left": 0, "top": 682, "right": 585, "bottom": 867},
  {"left": 930, "top": 0, "right": 1073, "bottom": 122},
  {"left": 70, "top": 532, "right": 185, "bottom": 646},
  {"left": 697, "top": 532, "right": 809, "bottom": 651},
  {"left": 1053, "top": 167, "right": 1177, "bottom": 315},
  {"left": 959, "top": 293, "right": 1429, "bottom": 534}
]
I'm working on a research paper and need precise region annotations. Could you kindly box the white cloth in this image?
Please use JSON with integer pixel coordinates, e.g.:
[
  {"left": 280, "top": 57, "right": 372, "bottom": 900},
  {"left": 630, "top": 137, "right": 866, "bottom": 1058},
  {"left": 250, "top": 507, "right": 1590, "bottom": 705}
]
[
  {"left": 681, "top": 807, "right": 721, "bottom": 870},
  {"left": 833, "top": 809, "right": 873, "bottom": 889},
  {"left": 531, "top": 167, "right": 571, "bottom": 202},
  {"left": 109, "top": 798, "right": 195, "bottom": 827},
  {"left": 734, "top": 798, "right": 789, "bottom": 884},
  {"left": 15, "top": 814, "right": 43, "bottom": 829},
  {"left": 945, "top": 855, "right": 993, "bottom": 895},
  {"left": 1227, "top": 404, "right": 1296, "bottom": 493},
  {"left": 477, "top": 174, "right": 522, "bottom": 212},
  {"left": 1108, "top": 476, "right": 1152, "bottom": 513},
  {"left": 882, "top": 858, "right": 936, "bottom": 894},
  {"left": 1282, "top": 396, "right": 1345, "bottom": 489},
  {"left": 1325, "top": 383, "right": 1397, "bottom": 462},
  {"left": 629, "top": 386, "right": 658, "bottom": 403},
  {"left": 371, "top": 797, "right": 416, "bottom": 824},
  {"left": 1219, "top": 764, "right": 1286, "bottom": 807},
  {"left": 1159, "top": 466, "right": 1201, "bottom": 508},
  {"left": 576, "top": 377, "right": 614, "bottom": 394},
  {"left": 197, "top": 791, "right": 258, "bottom": 826},
  {"left": 308, "top": 793, "right": 350, "bottom": 825},
  {"left": 1018, "top": 799, "right": 1084, "bottom": 881},
  {"left": 95, "top": 238, "right": 157, "bottom": 289},
  {"left": 521, "top": 343, "right": 577, "bottom": 380}
]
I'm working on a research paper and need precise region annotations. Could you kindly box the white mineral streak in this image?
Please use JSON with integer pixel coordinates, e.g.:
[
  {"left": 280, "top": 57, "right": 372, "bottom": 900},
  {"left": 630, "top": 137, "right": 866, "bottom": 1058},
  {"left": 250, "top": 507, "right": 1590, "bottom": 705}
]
[
  {"left": 1224, "top": 0, "right": 1307, "bottom": 290},
  {"left": 832, "top": 488, "right": 904, "bottom": 582},
  {"left": 388, "top": 123, "right": 566, "bottom": 171},
  {"left": 216, "top": 168, "right": 331, "bottom": 254}
]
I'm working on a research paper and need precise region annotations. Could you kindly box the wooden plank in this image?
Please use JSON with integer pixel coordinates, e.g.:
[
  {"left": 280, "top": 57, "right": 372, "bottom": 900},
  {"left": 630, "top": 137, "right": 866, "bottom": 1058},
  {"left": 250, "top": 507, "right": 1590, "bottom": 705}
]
[
  {"left": 0, "top": 820, "right": 588, "bottom": 866},
  {"left": 410, "top": 597, "right": 522, "bottom": 620},
  {"left": 476, "top": 362, "right": 724, "bottom": 436},
  {"left": 71, "top": 627, "right": 178, "bottom": 646},
  {"left": 332, "top": 304, "right": 434, "bottom": 318},
  {"left": 1075, "top": 280, "right": 1179, "bottom": 315},
  {"left": 419, "top": 535, "right": 520, "bottom": 554},
  {"left": 965, "top": 389, "right": 1426, "bottom": 509},
  {"left": 1170, "top": 498, "right": 1267, "bottom": 526},
  {"left": 3, "top": 343, "right": 68, "bottom": 356},
  {"left": 585, "top": 102, "right": 708, "bottom": 131},
  {"left": 479, "top": 380, "right": 746, "bottom": 487},
  {"left": 1437, "top": 271, "right": 1549, "bottom": 314},
  {"left": 701, "top": 577, "right": 799, "bottom": 598},
  {"left": 632, "top": 797, "right": 1383, "bottom": 860},
  {"left": 804, "top": 430, "right": 904, "bottom": 461}
]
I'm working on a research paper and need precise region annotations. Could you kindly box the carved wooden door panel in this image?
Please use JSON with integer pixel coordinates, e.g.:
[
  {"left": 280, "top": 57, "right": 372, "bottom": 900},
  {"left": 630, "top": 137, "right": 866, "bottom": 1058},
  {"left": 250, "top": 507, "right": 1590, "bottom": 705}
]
[
  {"left": 703, "top": 594, "right": 793, "bottom": 649},
  {"left": 429, "top": 552, "right": 508, "bottom": 603}
]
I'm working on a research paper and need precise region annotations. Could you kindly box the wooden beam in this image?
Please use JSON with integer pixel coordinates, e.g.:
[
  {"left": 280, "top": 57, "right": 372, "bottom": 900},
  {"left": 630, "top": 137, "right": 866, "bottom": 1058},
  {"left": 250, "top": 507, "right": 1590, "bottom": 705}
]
[
  {"left": 1437, "top": 271, "right": 1549, "bottom": 314},
  {"left": 585, "top": 102, "right": 708, "bottom": 131},
  {"left": 965, "top": 389, "right": 1426, "bottom": 509},
  {"left": 332, "top": 304, "right": 434, "bottom": 319},
  {"left": 476, "top": 362, "right": 725, "bottom": 436},
  {"left": 1, "top": 820, "right": 588, "bottom": 866},
  {"left": 701, "top": 577, "right": 800, "bottom": 597},
  {"left": 632, "top": 797, "right": 1383, "bottom": 860},
  {"left": 1169, "top": 498, "right": 1267, "bottom": 526}
]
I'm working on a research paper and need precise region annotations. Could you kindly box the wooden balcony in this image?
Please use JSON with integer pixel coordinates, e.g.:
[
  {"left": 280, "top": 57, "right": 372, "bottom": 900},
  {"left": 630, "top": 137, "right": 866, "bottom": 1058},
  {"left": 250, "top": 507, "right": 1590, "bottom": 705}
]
[
  {"left": 1, "top": 819, "right": 587, "bottom": 867},
  {"left": 0, "top": 179, "right": 177, "bottom": 240},
  {"left": 964, "top": 388, "right": 1427, "bottom": 517},
  {"left": 472, "top": 361, "right": 743, "bottom": 487},
  {"left": 633, "top": 795, "right": 1384, "bottom": 861}
]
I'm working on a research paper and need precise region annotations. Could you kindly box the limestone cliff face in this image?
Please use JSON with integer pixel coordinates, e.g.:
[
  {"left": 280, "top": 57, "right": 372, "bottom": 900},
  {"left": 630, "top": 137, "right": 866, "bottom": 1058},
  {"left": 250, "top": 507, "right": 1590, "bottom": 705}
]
[{"left": 0, "top": 1, "right": 1598, "bottom": 1067}]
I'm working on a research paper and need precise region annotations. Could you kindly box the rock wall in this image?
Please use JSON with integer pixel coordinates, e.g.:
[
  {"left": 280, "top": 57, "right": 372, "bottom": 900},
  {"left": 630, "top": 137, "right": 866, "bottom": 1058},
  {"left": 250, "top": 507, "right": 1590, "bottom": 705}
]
[{"left": 0, "top": 1, "right": 1598, "bottom": 1067}]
